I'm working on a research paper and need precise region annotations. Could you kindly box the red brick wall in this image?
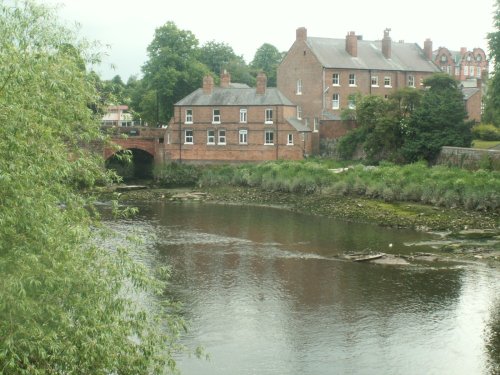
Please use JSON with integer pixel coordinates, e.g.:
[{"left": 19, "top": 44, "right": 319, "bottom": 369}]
[
  {"left": 466, "top": 90, "right": 482, "bottom": 123},
  {"left": 165, "top": 104, "right": 312, "bottom": 163},
  {"left": 320, "top": 120, "right": 357, "bottom": 139}
]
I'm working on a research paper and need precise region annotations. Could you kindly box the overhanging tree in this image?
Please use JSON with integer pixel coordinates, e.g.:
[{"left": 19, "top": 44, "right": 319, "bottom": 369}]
[{"left": 0, "top": 1, "right": 184, "bottom": 373}]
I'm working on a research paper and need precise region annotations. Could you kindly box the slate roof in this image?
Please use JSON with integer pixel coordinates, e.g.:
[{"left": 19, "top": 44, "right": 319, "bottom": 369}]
[
  {"left": 462, "top": 87, "right": 480, "bottom": 101},
  {"left": 175, "top": 87, "right": 294, "bottom": 106},
  {"left": 306, "top": 37, "right": 441, "bottom": 73},
  {"left": 287, "top": 117, "right": 311, "bottom": 132}
]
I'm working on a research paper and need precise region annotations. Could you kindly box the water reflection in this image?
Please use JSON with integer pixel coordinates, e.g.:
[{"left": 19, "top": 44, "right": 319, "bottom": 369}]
[{"left": 118, "top": 201, "right": 499, "bottom": 375}]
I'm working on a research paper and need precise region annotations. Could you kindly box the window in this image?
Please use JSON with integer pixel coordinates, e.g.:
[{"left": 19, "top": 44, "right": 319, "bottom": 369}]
[
  {"left": 455, "top": 68, "right": 460, "bottom": 76},
  {"left": 218, "top": 129, "right": 226, "bottom": 145},
  {"left": 296, "top": 79, "right": 302, "bottom": 95},
  {"left": 332, "top": 73, "right": 340, "bottom": 85},
  {"left": 408, "top": 75, "right": 415, "bottom": 87},
  {"left": 348, "top": 95, "right": 356, "bottom": 109},
  {"left": 348, "top": 73, "right": 356, "bottom": 86},
  {"left": 265, "top": 108, "right": 273, "bottom": 124},
  {"left": 332, "top": 93, "right": 340, "bottom": 110},
  {"left": 477, "top": 67, "right": 482, "bottom": 78},
  {"left": 207, "top": 129, "right": 215, "bottom": 144},
  {"left": 297, "top": 106, "right": 302, "bottom": 120},
  {"left": 371, "top": 76, "right": 379, "bottom": 87},
  {"left": 185, "top": 109, "right": 193, "bottom": 124},
  {"left": 287, "top": 133, "right": 293, "bottom": 145},
  {"left": 212, "top": 109, "right": 221, "bottom": 124},
  {"left": 470, "top": 66, "right": 475, "bottom": 77},
  {"left": 167, "top": 133, "right": 171, "bottom": 144},
  {"left": 384, "top": 76, "right": 392, "bottom": 87},
  {"left": 184, "top": 129, "right": 193, "bottom": 144},
  {"left": 239, "top": 129, "right": 248, "bottom": 144},
  {"left": 464, "top": 66, "right": 469, "bottom": 76},
  {"left": 441, "top": 55, "right": 447, "bottom": 62},
  {"left": 476, "top": 55, "right": 482, "bottom": 62},
  {"left": 314, "top": 117, "right": 319, "bottom": 132},
  {"left": 239, "top": 108, "right": 247, "bottom": 123},
  {"left": 265, "top": 130, "right": 274, "bottom": 145}
]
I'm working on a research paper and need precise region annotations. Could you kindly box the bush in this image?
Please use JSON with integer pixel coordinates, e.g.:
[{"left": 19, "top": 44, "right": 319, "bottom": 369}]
[
  {"left": 153, "top": 163, "right": 201, "bottom": 187},
  {"left": 472, "top": 124, "right": 500, "bottom": 141}
]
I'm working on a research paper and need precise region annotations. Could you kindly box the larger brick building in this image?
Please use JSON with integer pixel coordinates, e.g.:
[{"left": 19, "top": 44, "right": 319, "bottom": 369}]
[
  {"left": 277, "top": 28, "right": 441, "bottom": 140},
  {"left": 165, "top": 71, "right": 314, "bottom": 163}
]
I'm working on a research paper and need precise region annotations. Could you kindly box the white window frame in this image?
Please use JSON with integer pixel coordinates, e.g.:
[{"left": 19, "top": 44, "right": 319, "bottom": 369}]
[
  {"left": 296, "top": 79, "right": 302, "bottom": 95},
  {"left": 314, "top": 117, "right": 319, "bottom": 132},
  {"left": 297, "top": 106, "right": 302, "bottom": 120},
  {"left": 477, "top": 67, "right": 482, "bottom": 78},
  {"left": 264, "top": 130, "right": 274, "bottom": 145},
  {"left": 239, "top": 129, "right": 248, "bottom": 145},
  {"left": 332, "top": 73, "right": 340, "bottom": 86},
  {"left": 464, "top": 66, "right": 469, "bottom": 76},
  {"left": 348, "top": 95, "right": 356, "bottom": 110},
  {"left": 239, "top": 108, "right": 247, "bottom": 123},
  {"left": 384, "top": 76, "right": 392, "bottom": 87},
  {"left": 212, "top": 109, "right": 221, "bottom": 124},
  {"left": 218, "top": 129, "right": 226, "bottom": 145},
  {"left": 207, "top": 129, "right": 215, "bottom": 145},
  {"left": 265, "top": 108, "right": 273, "bottom": 124},
  {"left": 332, "top": 93, "right": 340, "bottom": 110},
  {"left": 470, "top": 66, "right": 475, "bottom": 77},
  {"left": 371, "top": 75, "right": 379, "bottom": 87},
  {"left": 408, "top": 75, "right": 415, "bottom": 88},
  {"left": 287, "top": 133, "right": 294, "bottom": 145},
  {"left": 348, "top": 73, "right": 356, "bottom": 86},
  {"left": 185, "top": 108, "right": 193, "bottom": 124},
  {"left": 184, "top": 129, "right": 193, "bottom": 144}
]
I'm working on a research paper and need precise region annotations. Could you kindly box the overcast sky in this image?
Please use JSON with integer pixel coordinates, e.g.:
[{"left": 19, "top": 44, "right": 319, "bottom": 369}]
[{"left": 45, "top": 0, "right": 496, "bottom": 81}]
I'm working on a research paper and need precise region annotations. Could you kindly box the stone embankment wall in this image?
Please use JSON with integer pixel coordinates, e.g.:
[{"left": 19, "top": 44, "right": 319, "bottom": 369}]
[{"left": 436, "top": 146, "right": 500, "bottom": 170}]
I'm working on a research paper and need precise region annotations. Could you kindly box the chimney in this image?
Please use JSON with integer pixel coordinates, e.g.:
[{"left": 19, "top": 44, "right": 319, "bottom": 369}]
[
  {"left": 382, "top": 28, "right": 392, "bottom": 59},
  {"left": 203, "top": 75, "right": 214, "bottom": 94},
  {"left": 220, "top": 69, "right": 231, "bottom": 88},
  {"left": 345, "top": 31, "right": 358, "bottom": 57},
  {"left": 296, "top": 27, "right": 307, "bottom": 42},
  {"left": 256, "top": 72, "right": 267, "bottom": 95},
  {"left": 424, "top": 38, "right": 433, "bottom": 60},
  {"left": 460, "top": 47, "right": 467, "bottom": 56}
]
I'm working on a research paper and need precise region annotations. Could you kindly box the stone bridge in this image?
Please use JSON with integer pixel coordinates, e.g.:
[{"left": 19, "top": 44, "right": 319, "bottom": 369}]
[{"left": 102, "top": 126, "right": 166, "bottom": 164}]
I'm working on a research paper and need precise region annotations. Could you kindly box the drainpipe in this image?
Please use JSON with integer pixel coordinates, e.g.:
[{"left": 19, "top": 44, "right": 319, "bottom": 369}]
[
  {"left": 178, "top": 106, "right": 182, "bottom": 163},
  {"left": 369, "top": 69, "right": 372, "bottom": 94},
  {"left": 275, "top": 105, "right": 279, "bottom": 160}
]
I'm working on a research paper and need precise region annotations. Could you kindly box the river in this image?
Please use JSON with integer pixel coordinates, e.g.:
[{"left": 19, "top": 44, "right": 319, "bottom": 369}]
[{"left": 107, "top": 201, "right": 500, "bottom": 375}]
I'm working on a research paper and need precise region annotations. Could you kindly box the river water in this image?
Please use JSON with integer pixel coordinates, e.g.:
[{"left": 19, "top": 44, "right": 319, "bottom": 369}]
[{"left": 108, "top": 201, "right": 500, "bottom": 375}]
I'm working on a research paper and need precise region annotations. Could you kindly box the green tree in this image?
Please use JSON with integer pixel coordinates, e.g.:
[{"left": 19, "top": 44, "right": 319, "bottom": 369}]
[
  {"left": 0, "top": 1, "right": 184, "bottom": 373},
  {"left": 250, "top": 43, "right": 283, "bottom": 87},
  {"left": 141, "top": 21, "right": 208, "bottom": 125},
  {"left": 401, "top": 73, "right": 472, "bottom": 163},
  {"left": 199, "top": 41, "right": 254, "bottom": 86},
  {"left": 483, "top": 0, "right": 500, "bottom": 125}
]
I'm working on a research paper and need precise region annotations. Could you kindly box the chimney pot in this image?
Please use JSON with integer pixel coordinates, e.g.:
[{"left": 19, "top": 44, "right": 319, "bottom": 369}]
[
  {"left": 424, "top": 38, "right": 433, "bottom": 60},
  {"left": 220, "top": 70, "right": 231, "bottom": 88},
  {"left": 382, "top": 28, "right": 392, "bottom": 59}
]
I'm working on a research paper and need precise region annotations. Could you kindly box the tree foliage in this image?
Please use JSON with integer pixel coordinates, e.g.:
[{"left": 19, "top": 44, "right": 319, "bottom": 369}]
[
  {"left": 0, "top": 1, "right": 183, "bottom": 373},
  {"left": 337, "top": 74, "right": 471, "bottom": 164},
  {"left": 250, "top": 43, "right": 283, "bottom": 87},
  {"left": 140, "top": 21, "right": 208, "bottom": 125},
  {"left": 483, "top": 0, "right": 500, "bottom": 126}
]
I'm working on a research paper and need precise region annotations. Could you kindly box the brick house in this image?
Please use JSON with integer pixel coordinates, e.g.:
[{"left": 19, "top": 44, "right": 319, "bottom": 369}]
[
  {"left": 165, "top": 71, "right": 314, "bottom": 163},
  {"left": 277, "top": 27, "right": 441, "bottom": 141},
  {"left": 433, "top": 46, "right": 488, "bottom": 123}
]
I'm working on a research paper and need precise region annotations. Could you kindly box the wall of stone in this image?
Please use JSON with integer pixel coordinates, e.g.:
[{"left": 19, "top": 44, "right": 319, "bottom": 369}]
[{"left": 436, "top": 146, "right": 500, "bottom": 170}]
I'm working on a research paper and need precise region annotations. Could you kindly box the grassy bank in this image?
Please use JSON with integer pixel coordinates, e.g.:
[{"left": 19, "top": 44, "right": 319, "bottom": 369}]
[{"left": 154, "top": 161, "right": 500, "bottom": 213}]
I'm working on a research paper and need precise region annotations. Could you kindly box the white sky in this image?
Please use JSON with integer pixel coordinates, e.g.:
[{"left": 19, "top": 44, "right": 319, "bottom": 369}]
[{"left": 45, "top": 0, "right": 496, "bottom": 81}]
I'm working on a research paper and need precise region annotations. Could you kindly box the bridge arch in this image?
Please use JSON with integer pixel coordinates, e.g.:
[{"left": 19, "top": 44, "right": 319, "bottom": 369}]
[{"left": 105, "top": 147, "right": 155, "bottom": 181}]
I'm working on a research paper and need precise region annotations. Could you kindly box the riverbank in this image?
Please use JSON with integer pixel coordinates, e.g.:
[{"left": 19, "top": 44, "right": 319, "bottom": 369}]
[{"left": 110, "top": 185, "right": 500, "bottom": 263}]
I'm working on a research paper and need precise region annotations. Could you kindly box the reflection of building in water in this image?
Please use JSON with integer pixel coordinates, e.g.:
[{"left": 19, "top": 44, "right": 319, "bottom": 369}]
[{"left": 101, "top": 105, "right": 134, "bottom": 127}]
